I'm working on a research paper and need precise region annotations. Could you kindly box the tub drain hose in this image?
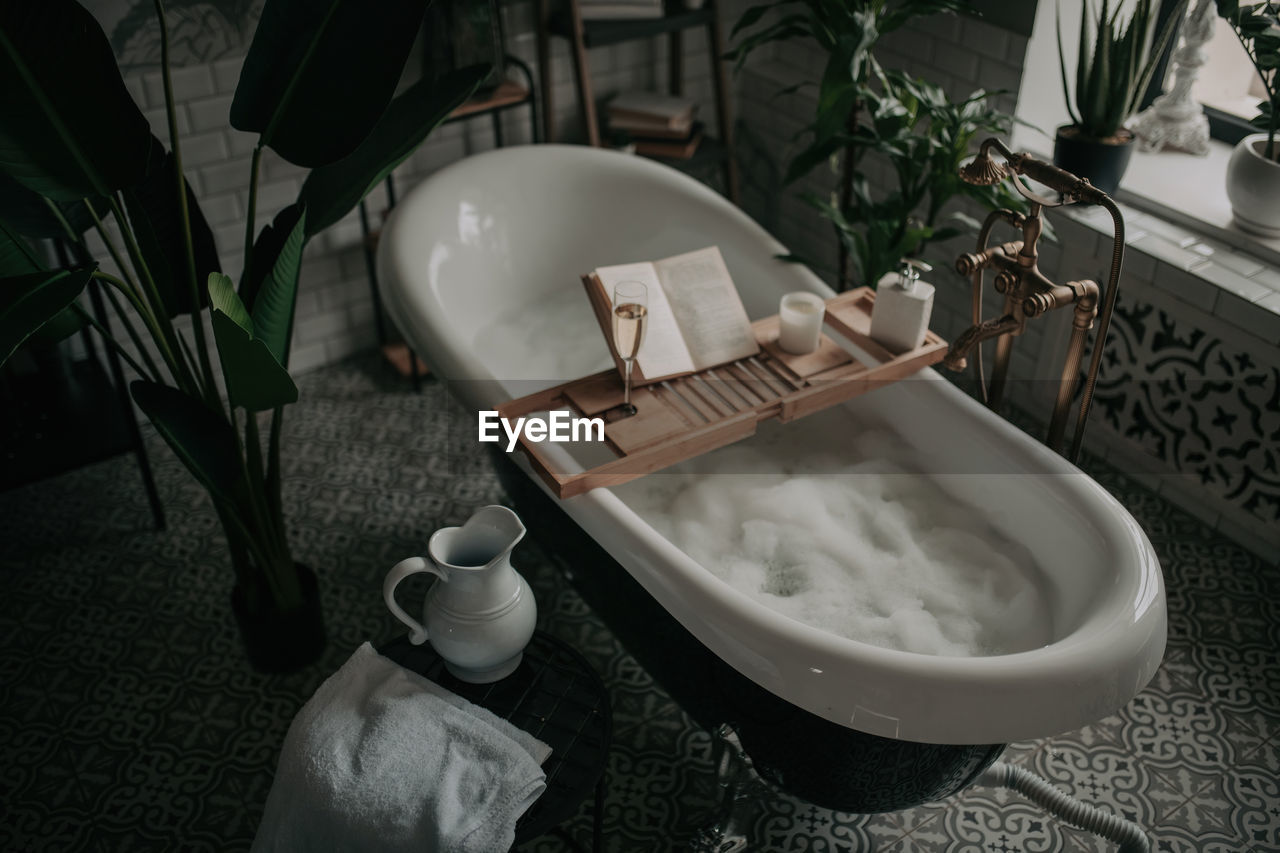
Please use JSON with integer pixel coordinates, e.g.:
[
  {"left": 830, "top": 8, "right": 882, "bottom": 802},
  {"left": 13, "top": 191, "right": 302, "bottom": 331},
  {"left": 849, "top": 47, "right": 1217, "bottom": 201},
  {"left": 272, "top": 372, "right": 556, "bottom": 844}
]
[{"left": 978, "top": 762, "right": 1150, "bottom": 853}]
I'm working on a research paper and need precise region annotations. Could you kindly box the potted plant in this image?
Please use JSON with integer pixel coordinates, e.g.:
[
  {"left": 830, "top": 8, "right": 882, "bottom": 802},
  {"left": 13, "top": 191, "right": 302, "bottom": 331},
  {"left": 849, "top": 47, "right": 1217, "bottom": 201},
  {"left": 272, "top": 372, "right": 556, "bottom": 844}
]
[
  {"left": 805, "top": 72, "right": 1027, "bottom": 290},
  {"left": 728, "top": 0, "right": 970, "bottom": 288},
  {"left": 729, "top": 2, "right": 1028, "bottom": 289},
  {"left": 0, "top": 0, "right": 486, "bottom": 671},
  {"left": 1055, "top": 0, "right": 1187, "bottom": 193},
  {"left": 1220, "top": 0, "right": 1280, "bottom": 237}
]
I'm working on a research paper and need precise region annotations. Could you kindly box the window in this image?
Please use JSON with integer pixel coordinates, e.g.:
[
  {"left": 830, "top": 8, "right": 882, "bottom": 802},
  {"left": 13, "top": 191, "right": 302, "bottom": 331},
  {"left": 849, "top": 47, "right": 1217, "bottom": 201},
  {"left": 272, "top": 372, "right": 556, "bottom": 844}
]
[{"left": 1145, "top": 0, "right": 1272, "bottom": 144}]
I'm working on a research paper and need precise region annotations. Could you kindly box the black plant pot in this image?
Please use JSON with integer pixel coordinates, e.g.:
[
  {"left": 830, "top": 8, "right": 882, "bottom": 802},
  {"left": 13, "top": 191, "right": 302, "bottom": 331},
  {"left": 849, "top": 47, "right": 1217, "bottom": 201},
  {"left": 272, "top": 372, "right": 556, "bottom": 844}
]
[
  {"left": 231, "top": 562, "right": 326, "bottom": 674},
  {"left": 1052, "top": 125, "right": 1135, "bottom": 196}
]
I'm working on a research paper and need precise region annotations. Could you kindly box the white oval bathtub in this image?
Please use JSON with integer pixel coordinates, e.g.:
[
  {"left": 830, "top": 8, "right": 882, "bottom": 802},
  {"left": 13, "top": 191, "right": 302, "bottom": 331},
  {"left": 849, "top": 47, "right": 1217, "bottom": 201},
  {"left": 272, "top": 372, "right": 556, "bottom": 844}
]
[{"left": 377, "top": 145, "right": 1166, "bottom": 746}]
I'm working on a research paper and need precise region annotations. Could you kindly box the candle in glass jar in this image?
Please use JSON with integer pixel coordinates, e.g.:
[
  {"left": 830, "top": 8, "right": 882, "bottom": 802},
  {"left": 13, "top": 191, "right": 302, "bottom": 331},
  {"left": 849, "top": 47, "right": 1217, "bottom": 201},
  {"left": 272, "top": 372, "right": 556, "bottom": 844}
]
[{"left": 777, "top": 292, "right": 825, "bottom": 354}]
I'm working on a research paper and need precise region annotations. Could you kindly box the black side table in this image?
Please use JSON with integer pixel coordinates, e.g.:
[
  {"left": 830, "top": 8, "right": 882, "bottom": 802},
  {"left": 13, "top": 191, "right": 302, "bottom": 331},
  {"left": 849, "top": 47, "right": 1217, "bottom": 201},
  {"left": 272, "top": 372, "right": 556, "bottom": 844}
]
[{"left": 379, "top": 631, "right": 612, "bottom": 851}]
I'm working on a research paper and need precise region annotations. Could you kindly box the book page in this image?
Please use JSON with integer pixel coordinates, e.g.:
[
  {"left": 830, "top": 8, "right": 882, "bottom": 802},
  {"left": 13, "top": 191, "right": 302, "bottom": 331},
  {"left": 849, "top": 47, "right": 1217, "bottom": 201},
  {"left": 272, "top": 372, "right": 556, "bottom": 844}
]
[
  {"left": 593, "top": 261, "right": 695, "bottom": 380},
  {"left": 653, "top": 247, "right": 760, "bottom": 370}
]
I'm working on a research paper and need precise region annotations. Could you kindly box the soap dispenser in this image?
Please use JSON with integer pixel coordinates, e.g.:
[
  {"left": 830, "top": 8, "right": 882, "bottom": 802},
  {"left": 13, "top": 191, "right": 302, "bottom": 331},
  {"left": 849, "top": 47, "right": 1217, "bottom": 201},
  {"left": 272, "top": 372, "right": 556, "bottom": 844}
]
[{"left": 870, "top": 259, "right": 935, "bottom": 353}]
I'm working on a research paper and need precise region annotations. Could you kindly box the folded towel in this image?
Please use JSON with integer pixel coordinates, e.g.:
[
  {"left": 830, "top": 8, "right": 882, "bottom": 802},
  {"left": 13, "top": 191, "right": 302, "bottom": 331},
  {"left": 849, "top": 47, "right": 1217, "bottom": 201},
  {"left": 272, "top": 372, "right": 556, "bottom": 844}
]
[{"left": 252, "top": 642, "right": 551, "bottom": 853}]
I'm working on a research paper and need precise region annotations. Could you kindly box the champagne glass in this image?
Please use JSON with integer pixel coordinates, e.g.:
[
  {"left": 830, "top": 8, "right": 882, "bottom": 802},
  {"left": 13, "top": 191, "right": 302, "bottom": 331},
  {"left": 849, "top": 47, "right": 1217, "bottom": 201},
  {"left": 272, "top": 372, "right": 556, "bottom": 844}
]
[{"left": 612, "top": 280, "right": 648, "bottom": 416}]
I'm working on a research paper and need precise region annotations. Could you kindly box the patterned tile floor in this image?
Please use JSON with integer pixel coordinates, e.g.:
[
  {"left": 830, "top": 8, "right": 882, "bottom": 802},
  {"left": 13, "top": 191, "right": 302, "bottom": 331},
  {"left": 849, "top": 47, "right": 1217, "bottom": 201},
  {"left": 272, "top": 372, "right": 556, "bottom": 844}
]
[{"left": 1, "top": 352, "right": 1277, "bottom": 852}]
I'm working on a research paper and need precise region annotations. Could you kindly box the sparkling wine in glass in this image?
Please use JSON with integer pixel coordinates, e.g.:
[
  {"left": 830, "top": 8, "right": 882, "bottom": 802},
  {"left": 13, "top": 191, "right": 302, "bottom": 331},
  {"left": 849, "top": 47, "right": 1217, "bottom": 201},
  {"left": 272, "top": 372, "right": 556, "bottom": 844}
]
[{"left": 612, "top": 280, "right": 648, "bottom": 416}]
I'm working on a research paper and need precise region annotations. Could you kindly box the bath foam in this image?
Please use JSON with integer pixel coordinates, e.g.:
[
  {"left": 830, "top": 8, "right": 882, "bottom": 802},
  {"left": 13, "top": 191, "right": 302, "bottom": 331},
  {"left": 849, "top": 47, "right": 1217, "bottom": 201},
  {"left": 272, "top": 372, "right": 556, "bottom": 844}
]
[
  {"left": 617, "top": 419, "right": 1053, "bottom": 657},
  {"left": 477, "top": 288, "right": 613, "bottom": 382}
]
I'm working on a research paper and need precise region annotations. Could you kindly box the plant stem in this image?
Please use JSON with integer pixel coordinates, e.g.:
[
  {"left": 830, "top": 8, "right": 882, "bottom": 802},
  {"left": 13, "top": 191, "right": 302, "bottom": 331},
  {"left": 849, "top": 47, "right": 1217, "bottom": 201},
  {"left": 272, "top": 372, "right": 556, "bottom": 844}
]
[
  {"left": 78, "top": 199, "right": 142, "bottom": 296},
  {"left": 40, "top": 198, "right": 164, "bottom": 384},
  {"left": 106, "top": 195, "right": 201, "bottom": 396},
  {"left": 837, "top": 100, "right": 860, "bottom": 290},
  {"left": 70, "top": 303, "right": 155, "bottom": 381},
  {"left": 152, "top": 0, "right": 220, "bottom": 408},
  {"left": 92, "top": 271, "right": 163, "bottom": 381},
  {"left": 266, "top": 406, "right": 285, "bottom": 535},
  {"left": 83, "top": 199, "right": 187, "bottom": 388},
  {"left": 243, "top": 411, "right": 284, "bottom": 554},
  {"left": 242, "top": 145, "right": 263, "bottom": 290},
  {"left": 229, "top": 406, "right": 297, "bottom": 606}
]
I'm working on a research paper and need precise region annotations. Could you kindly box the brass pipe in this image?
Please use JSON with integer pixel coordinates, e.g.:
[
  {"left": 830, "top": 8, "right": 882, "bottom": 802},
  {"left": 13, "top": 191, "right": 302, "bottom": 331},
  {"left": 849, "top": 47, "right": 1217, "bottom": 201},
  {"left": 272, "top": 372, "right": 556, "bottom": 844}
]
[
  {"left": 988, "top": 201, "right": 1042, "bottom": 410},
  {"left": 959, "top": 208, "right": 1024, "bottom": 405},
  {"left": 988, "top": 289, "right": 1018, "bottom": 409},
  {"left": 966, "top": 210, "right": 1004, "bottom": 405},
  {"left": 1047, "top": 282, "right": 1100, "bottom": 452},
  {"left": 1069, "top": 199, "right": 1125, "bottom": 463}
]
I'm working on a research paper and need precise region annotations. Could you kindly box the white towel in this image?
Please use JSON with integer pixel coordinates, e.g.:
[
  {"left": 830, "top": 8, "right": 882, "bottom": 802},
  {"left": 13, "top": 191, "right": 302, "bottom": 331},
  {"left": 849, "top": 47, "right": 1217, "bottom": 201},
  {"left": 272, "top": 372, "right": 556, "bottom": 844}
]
[{"left": 252, "top": 642, "right": 551, "bottom": 853}]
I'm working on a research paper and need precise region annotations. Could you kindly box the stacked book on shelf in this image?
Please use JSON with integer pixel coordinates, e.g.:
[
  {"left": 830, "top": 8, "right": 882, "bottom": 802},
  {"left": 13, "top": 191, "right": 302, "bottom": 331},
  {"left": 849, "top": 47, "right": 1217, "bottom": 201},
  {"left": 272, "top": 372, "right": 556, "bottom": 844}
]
[
  {"left": 606, "top": 92, "right": 703, "bottom": 159},
  {"left": 578, "top": 0, "right": 665, "bottom": 20}
]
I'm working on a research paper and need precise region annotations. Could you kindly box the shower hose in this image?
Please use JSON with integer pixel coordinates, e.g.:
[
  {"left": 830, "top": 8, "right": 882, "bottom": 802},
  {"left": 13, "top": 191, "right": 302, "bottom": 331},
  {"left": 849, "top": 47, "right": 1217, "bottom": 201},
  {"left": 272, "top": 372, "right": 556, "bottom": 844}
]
[{"left": 979, "top": 762, "right": 1151, "bottom": 853}]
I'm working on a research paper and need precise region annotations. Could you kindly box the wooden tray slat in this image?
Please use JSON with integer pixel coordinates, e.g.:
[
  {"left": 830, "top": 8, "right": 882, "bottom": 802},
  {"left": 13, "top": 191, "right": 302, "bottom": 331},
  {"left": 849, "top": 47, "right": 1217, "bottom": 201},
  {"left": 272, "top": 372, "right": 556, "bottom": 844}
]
[
  {"left": 725, "top": 362, "right": 779, "bottom": 403},
  {"left": 661, "top": 380, "right": 719, "bottom": 422},
  {"left": 688, "top": 375, "right": 740, "bottom": 416},
  {"left": 742, "top": 357, "right": 795, "bottom": 396},
  {"left": 706, "top": 367, "right": 761, "bottom": 409},
  {"left": 497, "top": 287, "right": 947, "bottom": 498}
]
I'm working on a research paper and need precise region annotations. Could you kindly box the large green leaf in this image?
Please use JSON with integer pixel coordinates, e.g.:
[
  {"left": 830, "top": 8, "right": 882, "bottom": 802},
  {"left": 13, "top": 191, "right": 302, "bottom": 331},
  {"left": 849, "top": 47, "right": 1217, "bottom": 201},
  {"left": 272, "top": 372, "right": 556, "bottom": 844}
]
[
  {"left": 238, "top": 204, "right": 303, "bottom": 328},
  {"left": 210, "top": 311, "right": 300, "bottom": 411},
  {"left": 209, "top": 272, "right": 252, "bottom": 332},
  {"left": 123, "top": 138, "right": 222, "bottom": 317},
  {"left": 0, "top": 221, "right": 44, "bottom": 277},
  {"left": 130, "top": 379, "right": 249, "bottom": 508},
  {"left": 0, "top": 1, "right": 153, "bottom": 200},
  {"left": 0, "top": 266, "right": 94, "bottom": 365},
  {"left": 0, "top": 222, "right": 85, "bottom": 347},
  {"left": 230, "top": 0, "right": 427, "bottom": 168},
  {"left": 208, "top": 272, "right": 299, "bottom": 412},
  {"left": 299, "top": 66, "right": 488, "bottom": 238},
  {"left": 0, "top": 171, "right": 103, "bottom": 239},
  {"left": 249, "top": 208, "right": 307, "bottom": 365}
]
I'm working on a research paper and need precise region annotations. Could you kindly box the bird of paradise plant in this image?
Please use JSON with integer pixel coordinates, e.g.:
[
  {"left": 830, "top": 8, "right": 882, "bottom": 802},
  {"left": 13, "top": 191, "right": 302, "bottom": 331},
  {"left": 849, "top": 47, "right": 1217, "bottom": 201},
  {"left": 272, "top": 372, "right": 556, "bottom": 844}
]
[{"left": 0, "top": 0, "right": 486, "bottom": 668}]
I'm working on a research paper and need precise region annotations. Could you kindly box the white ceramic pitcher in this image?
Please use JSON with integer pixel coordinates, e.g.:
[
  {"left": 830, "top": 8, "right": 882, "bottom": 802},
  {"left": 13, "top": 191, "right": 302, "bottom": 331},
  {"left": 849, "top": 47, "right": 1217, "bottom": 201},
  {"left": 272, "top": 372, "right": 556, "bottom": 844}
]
[{"left": 383, "top": 505, "right": 537, "bottom": 683}]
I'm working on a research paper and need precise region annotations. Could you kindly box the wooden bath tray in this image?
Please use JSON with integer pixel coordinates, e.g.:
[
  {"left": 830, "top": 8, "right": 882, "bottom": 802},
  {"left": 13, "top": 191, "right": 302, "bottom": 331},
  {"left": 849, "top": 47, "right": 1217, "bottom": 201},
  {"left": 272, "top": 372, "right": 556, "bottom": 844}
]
[{"left": 497, "top": 287, "right": 947, "bottom": 498}]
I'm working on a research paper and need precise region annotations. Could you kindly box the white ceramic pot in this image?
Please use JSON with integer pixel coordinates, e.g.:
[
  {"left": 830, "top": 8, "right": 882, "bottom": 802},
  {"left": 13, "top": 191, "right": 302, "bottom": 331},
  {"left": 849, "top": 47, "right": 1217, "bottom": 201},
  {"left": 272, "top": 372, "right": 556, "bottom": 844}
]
[{"left": 1225, "top": 133, "right": 1280, "bottom": 239}]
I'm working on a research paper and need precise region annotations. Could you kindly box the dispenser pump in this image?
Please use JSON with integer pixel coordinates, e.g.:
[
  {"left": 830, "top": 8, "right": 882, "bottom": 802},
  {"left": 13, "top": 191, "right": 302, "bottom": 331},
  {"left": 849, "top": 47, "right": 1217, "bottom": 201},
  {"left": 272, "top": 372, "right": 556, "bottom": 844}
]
[
  {"left": 870, "top": 258, "right": 936, "bottom": 354},
  {"left": 896, "top": 259, "right": 932, "bottom": 293}
]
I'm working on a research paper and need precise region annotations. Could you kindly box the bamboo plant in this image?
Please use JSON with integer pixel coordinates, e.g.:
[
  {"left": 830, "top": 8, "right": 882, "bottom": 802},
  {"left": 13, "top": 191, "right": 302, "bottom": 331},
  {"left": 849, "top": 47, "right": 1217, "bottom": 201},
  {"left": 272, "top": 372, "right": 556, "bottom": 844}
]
[
  {"left": 0, "top": 1, "right": 485, "bottom": 627},
  {"left": 1216, "top": 0, "right": 1280, "bottom": 160}
]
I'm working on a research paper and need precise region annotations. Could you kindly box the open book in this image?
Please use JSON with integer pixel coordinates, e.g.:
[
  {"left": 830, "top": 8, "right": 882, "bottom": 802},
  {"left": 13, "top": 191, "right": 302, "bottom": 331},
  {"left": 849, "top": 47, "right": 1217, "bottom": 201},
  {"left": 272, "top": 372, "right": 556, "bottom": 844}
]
[{"left": 581, "top": 246, "right": 760, "bottom": 386}]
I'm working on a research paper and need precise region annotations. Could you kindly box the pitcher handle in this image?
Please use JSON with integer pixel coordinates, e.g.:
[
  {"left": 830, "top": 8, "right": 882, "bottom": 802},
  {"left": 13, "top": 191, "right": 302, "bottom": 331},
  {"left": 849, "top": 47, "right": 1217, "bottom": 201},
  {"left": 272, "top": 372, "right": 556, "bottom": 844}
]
[{"left": 383, "top": 556, "right": 447, "bottom": 645}]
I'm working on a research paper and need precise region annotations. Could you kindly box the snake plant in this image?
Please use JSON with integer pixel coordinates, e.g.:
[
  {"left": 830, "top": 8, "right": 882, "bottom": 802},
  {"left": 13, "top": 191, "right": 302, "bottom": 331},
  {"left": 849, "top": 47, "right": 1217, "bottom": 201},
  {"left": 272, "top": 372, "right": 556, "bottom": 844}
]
[{"left": 1058, "top": 0, "right": 1188, "bottom": 140}]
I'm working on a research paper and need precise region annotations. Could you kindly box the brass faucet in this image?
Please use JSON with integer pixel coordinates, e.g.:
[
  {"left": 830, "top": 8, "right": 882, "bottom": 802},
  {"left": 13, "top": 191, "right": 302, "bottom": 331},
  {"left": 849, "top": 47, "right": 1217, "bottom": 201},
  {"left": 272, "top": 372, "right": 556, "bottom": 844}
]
[{"left": 945, "top": 138, "right": 1125, "bottom": 461}]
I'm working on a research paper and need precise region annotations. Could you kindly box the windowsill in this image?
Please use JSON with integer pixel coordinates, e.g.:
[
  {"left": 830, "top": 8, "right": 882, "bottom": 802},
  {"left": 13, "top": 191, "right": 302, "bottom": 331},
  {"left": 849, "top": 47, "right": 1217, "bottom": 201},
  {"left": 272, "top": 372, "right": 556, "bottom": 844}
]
[
  {"left": 1022, "top": 137, "right": 1280, "bottom": 345},
  {"left": 1114, "top": 138, "right": 1280, "bottom": 266}
]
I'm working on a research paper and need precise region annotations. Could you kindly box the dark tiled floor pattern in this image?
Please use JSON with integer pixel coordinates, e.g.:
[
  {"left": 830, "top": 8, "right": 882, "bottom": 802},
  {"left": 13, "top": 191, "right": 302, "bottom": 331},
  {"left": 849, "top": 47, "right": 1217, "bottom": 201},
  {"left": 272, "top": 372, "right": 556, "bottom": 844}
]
[{"left": 1, "top": 352, "right": 1277, "bottom": 851}]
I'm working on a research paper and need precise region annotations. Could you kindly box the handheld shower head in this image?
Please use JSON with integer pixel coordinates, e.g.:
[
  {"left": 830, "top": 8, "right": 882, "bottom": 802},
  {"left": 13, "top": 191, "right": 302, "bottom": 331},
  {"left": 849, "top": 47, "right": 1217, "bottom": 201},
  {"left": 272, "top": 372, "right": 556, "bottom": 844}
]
[
  {"left": 960, "top": 152, "right": 1008, "bottom": 186},
  {"left": 960, "top": 137, "right": 1112, "bottom": 207}
]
